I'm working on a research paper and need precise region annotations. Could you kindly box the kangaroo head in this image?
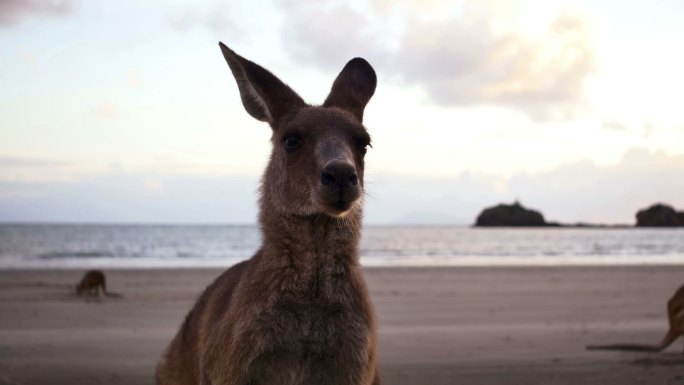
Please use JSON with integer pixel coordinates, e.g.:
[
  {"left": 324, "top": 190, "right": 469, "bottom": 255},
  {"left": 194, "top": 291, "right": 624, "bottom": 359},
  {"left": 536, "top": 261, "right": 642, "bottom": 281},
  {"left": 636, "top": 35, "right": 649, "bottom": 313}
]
[{"left": 219, "top": 42, "right": 376, "bottom": 218}]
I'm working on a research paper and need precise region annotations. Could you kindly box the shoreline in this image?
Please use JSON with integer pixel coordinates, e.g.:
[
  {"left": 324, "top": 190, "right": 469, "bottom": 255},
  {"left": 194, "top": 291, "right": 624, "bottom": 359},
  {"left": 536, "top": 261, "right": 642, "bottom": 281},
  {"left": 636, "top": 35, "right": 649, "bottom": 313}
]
[
  {"left": 1, "top": 265, "right": 683, "bottom": 384},
  {"left": 3, "top": 258, "right": 684, "bottom": 269}
]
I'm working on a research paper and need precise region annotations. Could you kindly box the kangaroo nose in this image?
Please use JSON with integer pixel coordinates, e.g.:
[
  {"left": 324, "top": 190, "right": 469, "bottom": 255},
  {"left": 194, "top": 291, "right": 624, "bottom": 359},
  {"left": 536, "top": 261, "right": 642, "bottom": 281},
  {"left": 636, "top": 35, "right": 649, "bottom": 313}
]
[{"left": 321, "top": 161, "right": 358, "bottom": 187}]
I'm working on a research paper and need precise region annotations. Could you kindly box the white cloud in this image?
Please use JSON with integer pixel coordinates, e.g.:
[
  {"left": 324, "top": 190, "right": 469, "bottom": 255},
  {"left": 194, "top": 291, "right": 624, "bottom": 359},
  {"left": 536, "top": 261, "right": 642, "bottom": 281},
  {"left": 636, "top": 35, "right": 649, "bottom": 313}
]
[
  {"left": 601, "top": 120, "right": 626, "bottom": 132},
  {"left": 0, "top": 156, "right": 79, "bottom": 182},
  {"left": 127, "top": 69, "right": 141, "bottom": 90},
  {"left": 0, "top": 0, "right": 77, "bottom": 27},
  {"left": 92, "top": 101, "right": 119, "bottom": 119},
  {"left": 279, "top": 2, "right": 388, "bottom": 70},
  {"left": 0, "top": 172, "right": 260, "bottom": 223},
  {"left": 167, "top": 3, "right": 237, "bottom": 34},
  {"left": 277, "top": 0, "right": 594, "bottom": 121},
  {"left": 395, "top": 4, "right": 594, "bottom": 121}
]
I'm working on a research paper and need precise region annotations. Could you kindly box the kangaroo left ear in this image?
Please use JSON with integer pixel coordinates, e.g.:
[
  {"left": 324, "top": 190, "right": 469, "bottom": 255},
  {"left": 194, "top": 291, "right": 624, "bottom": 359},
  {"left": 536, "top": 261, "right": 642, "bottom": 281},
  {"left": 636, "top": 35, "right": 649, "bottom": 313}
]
[
  {"left": 219, "top": 42, "right": 306, "bottom": 127},
  {"left": 323, "top": 58, "right": 376, "bottom": 122}
]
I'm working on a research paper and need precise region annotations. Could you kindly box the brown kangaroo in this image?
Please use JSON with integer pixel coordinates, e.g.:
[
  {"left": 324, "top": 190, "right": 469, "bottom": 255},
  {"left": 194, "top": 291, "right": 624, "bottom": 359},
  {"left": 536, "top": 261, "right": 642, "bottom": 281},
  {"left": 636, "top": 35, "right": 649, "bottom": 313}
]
[
  {"left": 75, "top": 269, "right": 107, "bottom": 296},
  {"left": 155, "top": 42, "right": 379, "bottom": 385},
  {"left": 586, "top": 284, "right": 684, "bottom": 354}
]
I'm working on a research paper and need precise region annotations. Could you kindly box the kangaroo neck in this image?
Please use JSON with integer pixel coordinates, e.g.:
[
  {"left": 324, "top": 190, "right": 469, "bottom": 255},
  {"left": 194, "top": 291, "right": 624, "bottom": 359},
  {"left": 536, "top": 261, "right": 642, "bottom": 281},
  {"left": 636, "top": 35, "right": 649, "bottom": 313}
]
[{"left": 258, "top": 208, "right": 362, "bottom": 270}]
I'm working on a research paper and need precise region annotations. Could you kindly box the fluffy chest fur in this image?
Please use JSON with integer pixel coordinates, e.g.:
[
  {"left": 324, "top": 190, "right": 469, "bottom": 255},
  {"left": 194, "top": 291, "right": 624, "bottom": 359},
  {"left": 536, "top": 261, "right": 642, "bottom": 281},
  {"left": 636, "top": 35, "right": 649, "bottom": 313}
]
[{"left": 238, "top": 249, "right": 373, "bottom": 385}]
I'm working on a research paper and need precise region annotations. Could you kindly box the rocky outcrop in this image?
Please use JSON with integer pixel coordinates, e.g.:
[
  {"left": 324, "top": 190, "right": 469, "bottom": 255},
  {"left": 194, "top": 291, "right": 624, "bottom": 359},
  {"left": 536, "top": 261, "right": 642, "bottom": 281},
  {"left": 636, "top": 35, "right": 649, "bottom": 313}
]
[
  {"left": 475, "top": 201, "right": 547, "bottom": 227},
  {"left": 635, "top": 203, "right": 684, "bottom": 227}
]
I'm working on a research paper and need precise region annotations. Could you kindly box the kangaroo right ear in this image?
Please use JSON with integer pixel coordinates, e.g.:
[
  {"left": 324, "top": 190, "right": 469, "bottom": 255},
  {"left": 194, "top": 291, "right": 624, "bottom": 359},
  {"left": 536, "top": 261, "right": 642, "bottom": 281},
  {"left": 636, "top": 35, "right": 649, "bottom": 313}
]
[
  {"left": 219, "top": 42, "right": 305, "bottom": 126},
  {"left": 323, "top": 58, "right": 377, "bottom": 122}
]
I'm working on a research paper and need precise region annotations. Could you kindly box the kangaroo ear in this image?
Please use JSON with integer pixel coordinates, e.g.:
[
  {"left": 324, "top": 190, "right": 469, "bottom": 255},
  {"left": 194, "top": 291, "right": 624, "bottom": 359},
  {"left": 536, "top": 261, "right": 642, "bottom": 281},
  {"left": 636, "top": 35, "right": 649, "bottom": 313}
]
[
  {"left": 219, "top": 42, "right": 305, "bottom": 125},
  {"left": 323, "top": 58, "right": 377, "bottom": 122}
]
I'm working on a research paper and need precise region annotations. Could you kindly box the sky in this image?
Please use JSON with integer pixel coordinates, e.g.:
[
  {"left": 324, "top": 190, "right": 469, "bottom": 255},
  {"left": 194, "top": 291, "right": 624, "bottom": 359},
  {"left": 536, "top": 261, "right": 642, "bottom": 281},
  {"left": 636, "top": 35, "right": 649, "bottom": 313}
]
[{"left": 1, "top": 0, "right": 683, "bottom": 224}]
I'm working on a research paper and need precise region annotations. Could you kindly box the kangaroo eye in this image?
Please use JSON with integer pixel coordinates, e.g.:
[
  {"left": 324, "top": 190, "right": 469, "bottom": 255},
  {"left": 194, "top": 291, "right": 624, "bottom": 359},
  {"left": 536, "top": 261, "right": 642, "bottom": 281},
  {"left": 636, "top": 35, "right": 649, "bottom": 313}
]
[
  {"left": 356, "top": 139, "right": 371, "bottom": 155},
  {"left": 283, "top": 135, "right": 302, "bottom": 152}
]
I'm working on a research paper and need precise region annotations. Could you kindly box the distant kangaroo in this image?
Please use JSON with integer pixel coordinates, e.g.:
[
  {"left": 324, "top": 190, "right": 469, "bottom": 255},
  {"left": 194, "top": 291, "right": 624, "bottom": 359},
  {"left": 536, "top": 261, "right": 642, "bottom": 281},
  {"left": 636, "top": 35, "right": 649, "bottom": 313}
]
[
  {"left": 587, "top": 284, "right": 684, "bottom": 354},
  {"left": 75, "top": 269, "right": 107, "bottom": 296},
  {"left": 155, "top": 42, "right": 379, "bottom": 385}
]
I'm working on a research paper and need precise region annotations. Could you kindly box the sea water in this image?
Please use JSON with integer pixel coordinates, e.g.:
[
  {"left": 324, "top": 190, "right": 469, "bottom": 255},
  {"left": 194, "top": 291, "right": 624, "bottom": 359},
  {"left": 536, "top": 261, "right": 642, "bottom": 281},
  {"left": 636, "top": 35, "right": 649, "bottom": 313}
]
[{"left": 0, "top": 224, "right": 683, "bottom": 268}]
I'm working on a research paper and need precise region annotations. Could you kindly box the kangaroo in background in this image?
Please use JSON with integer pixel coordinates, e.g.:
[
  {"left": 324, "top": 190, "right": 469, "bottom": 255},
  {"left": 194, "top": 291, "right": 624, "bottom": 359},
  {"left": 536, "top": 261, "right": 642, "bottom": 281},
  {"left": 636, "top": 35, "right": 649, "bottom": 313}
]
[
  {"left": 587, "top": 284, "right": 684, "bottom": 354},
  {"left": 155, "top": 42, "right": 379, "bottom": 385},
  {"left": 75, "top": 270, "right": 107, "bottom": 296}
]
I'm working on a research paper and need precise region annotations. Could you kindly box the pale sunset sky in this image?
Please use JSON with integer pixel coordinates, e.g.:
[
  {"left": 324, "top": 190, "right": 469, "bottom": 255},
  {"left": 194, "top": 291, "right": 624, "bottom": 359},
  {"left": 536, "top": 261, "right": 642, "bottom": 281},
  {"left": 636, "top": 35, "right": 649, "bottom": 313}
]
[{"left": 1, "top": 0, "right": 683, "bottom": 224}]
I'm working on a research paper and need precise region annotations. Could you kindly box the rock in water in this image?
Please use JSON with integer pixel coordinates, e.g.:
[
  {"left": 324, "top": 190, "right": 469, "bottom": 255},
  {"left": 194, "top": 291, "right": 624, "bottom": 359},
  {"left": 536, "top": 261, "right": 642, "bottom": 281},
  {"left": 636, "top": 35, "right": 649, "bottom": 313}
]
[
  {"left": 636, "top": 203, "right": 682, "bottom": 227},
  {"left": 475, "top": 201, "right": 547, "bottom": 227}
]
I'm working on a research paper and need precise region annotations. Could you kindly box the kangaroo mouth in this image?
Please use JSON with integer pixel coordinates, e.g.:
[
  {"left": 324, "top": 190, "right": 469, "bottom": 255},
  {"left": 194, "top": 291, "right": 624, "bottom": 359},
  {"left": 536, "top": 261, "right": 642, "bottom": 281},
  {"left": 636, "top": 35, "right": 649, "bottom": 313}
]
[
  {"left": 334, "top": 200, "right": 352, "bottom": 212},
  {"left": 318, "top": 197, "right": 356, "bottom": 217},
  {"left": 316, "top": 182, "right": 361, "bottom": 217}
]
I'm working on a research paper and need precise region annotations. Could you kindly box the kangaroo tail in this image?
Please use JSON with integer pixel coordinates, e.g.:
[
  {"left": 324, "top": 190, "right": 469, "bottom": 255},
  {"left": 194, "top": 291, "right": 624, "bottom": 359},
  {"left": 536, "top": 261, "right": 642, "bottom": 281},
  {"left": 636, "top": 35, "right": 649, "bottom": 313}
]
[
  {"left": 586, "top": 329, "right": 679, "bottom": 352},
  {"left": 586, "top": 343, "right": 661, "bottom": 352},
  {"left": 655, "top": 328, "right": 680, "bottom": 351},
  {"left": 101, "top": 278, "right": 121, "bottom": 297}
]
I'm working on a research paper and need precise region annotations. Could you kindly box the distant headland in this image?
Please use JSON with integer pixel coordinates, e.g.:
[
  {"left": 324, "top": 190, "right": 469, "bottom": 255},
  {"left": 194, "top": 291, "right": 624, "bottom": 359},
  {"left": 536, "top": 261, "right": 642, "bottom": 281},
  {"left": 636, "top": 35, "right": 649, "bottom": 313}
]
[
  {"left": 474, "top": 201, "right": 684, "bottom": 227},
  {"left": 475, "top": 201, "right": 546, "bottom": 227},
  {"left": 636, "top": 203, "right": 684, "bottom": 227}
]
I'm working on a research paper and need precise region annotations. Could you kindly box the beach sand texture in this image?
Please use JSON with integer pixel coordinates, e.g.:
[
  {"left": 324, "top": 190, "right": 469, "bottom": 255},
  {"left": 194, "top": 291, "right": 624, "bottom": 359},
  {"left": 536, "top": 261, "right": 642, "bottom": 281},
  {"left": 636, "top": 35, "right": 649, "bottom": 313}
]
[{"left": 1, "top": 266, "right": 683, "bottom": 385}]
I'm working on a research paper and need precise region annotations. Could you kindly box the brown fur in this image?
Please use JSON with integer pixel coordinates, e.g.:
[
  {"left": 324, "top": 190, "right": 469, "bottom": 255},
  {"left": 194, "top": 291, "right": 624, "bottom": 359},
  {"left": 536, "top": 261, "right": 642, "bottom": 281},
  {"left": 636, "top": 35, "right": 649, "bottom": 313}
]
[
  {"left": 75, "top": 270, "right": 107, "bottom": 296},
  {"left": 587, "top": 284, "right": 684, "bottom": 354},
  {"left": 155, "top": 42, "right": 379, "bottom": 385}
]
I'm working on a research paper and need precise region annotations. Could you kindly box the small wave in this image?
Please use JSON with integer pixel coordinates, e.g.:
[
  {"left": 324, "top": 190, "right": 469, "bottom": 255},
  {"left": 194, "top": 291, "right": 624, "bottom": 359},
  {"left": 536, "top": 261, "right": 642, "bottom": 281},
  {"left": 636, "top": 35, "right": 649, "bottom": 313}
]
[
  {"left": 0, "top": 224, "right": 681, "bottom": 268},
  {"left": 38, "top": 251, "right": 113, "bottom": 260}
]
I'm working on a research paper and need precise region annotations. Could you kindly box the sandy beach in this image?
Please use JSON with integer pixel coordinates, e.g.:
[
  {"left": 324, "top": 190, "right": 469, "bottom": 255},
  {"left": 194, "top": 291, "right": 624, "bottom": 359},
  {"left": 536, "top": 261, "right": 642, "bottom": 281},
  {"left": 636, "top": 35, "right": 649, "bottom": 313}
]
[{"left": 1, "top": 265, "right": 683, "bottom": 385}]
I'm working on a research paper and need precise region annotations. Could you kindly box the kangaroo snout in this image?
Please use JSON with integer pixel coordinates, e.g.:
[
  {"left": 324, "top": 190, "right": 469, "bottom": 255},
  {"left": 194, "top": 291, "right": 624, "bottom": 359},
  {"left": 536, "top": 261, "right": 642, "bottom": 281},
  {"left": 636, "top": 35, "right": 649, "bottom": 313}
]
[
  {"left": 319, "top": 160, "right": 361, "bottom": 214},
  {"left": 321, "top": 161, "right": 358, "bottom": 188}
]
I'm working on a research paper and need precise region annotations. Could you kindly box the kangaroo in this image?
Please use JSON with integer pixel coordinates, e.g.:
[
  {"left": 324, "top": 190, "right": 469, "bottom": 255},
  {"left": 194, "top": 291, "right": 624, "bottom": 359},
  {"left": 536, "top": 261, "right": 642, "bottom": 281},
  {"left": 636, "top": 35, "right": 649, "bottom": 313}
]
[
  {"left": 75, "top": 269, "right": 107, "bottom": 296},
  {"left": 587, "top": 284, "right": 684, "bottom": 354},
  {"left": 155, "top": 42, "right": 379, "bottom": 385}
]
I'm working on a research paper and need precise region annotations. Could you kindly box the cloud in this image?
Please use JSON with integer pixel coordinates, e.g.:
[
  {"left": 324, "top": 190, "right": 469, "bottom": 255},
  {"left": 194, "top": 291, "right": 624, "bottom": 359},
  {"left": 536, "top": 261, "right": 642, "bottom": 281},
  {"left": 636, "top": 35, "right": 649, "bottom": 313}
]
[
  {"left": 92, "top": 101, "right": 119, "bottom": 119},
  {"left": 279, "top": 2, "right": 388, "bottom": 70},
  {"left": 369, "top": 148, "right": 684, "bottom": 224},
  {"left": 277, "top": 0, "right": 594, "bottom": 121},
  {"left": 0, "top": 156, "right": 70, "bottom": 168},
  {"left": 166, "top": 1, "right": 241, "bottom": 35},
  {"left": 0, "top": 156, "right": 77, "bottom": 182},
  {"left": 142, "top": 179, "right": 163, "bottom": 194},
  {"left": 0, "top": 171, "right": 260, "bottom": 223},
  {"left": 19, "top": 47, "right": 36, "bottom": 65},
  {"left": 506, "top": 148, "right": 684, "bottom": 223},
  {"left": 601, "top": 120, "right": 627, "bottom": 131},
  {"left": 2, "top": 148, "right": 681, "bottom": 225},
  {"left": 127, "top": 69, "right": 141, "bottom": 90},
  {"left": 394, "top": 5, "right": 594, "bottom": 121},
  {"left": 364, "top": 172, "right": 506, "bottom": 224},
  {"left": 642, "top": 122, "right": 656, "bottom": 139},
  {"left": 0, "top": 0, "right": 77, "bottom": 27}
]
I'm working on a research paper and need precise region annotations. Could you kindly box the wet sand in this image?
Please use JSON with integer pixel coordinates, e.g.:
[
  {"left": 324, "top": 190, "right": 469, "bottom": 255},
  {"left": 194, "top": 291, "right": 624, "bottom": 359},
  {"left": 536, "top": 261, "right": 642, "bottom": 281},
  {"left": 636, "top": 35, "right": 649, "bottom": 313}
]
[{"left": 0, "top": 265, "right": 683, "bottom": 384}]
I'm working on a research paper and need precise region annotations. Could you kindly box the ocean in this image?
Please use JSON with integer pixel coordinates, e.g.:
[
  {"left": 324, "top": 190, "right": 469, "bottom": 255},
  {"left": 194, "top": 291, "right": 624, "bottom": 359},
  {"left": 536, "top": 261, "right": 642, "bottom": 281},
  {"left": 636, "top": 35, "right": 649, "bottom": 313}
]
[{"left": 0, "top": 224, "right": 683, "bottom": 268}]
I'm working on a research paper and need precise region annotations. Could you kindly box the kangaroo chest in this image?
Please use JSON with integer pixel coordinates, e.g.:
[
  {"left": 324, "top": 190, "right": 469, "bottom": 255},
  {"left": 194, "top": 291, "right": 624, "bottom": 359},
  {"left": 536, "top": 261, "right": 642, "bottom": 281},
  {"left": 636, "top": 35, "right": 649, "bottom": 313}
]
[{"left": 245, "top": 261, "right": 372, "bottom": 385}]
